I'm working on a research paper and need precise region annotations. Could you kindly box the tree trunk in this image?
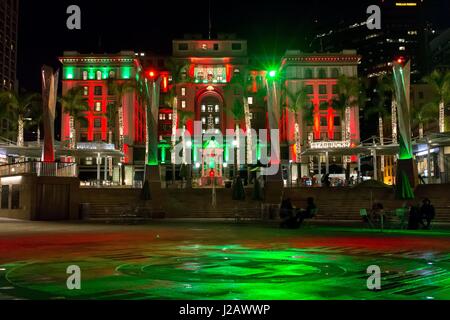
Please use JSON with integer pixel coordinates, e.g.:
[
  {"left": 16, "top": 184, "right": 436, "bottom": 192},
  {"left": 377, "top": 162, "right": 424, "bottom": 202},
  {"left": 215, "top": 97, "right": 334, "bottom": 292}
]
[
  {"left": 37, "top": 127, "right": 40, "bottom": 146},
  {"left": 118, "top": 105, "right": 124, "bottom": 161},
  {"left": 171, "top": 98, "right": 178, "bottom": 187},
  {"left": 379, "top": 115, "right": 385, "bottom": 175},
  {"left": 294, "top": 117, "right": 301, "bottom": 162},
  {"left": 243, "top": 97, "right": 252, "bottom": 184},
  {"left": 439, "top": 100, "right": 445, "bottom": 133},
  {"left": 17, "top": 116, "right": 24, "bottom": 147},
  {"left": 391, "top": 97, "right": 397, "bottom": 144},
  {"left": 344, "top": 106, "right": 351, "bottom": 141},
  {"left": 69, "top": 115, "right": 76, "bottom": 149},
  {"left": 235, "top": 124, "right": 240, "bottom": 175}
]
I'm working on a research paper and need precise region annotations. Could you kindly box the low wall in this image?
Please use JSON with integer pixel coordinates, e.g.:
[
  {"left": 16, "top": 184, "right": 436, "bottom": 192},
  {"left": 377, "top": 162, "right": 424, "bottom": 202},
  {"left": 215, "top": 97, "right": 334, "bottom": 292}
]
[{"left": 0, "top": 174, "right": 80, "bottom": 220}]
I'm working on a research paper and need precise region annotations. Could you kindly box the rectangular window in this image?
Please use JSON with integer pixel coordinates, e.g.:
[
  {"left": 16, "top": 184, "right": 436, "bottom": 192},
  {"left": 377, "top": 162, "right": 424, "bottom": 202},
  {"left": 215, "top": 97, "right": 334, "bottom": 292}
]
[
  {"left": 215, "top": 117, "right": 220, "bottom": 125},
  {"left": 178, "top": 43, "right": 188, "bottom": 50},
  {"left": 202, "top": 117, "right": 206, "bottom": 124},
  {"left": 95, "top": 102, "right": 102, "bottom": 112},
  {"left": 215, "top": 105, "right": 219, "bottom": 113},
  {"left": 82, "top": 71, "right": 88, "bottom": 80},
  {"left": 334, "top": 116, "right": 341, "bottom": 126},
  {"left": 213, "top": 43, "right": 219, "bottom": 50},
  {"left": 306, "top": 85, "right": 313, "bottom": 94},
  {"left": 94, "top": 86, "right": 102, "bottom": 95},
  {"left": 332, "top": 85, "right": 338, "bottom": 94},
  {"left": 181, "top": 101, "right": 186, "bottom": 109},
  {"left": 201, "top": 105, "right": 206, "bottom": 112},
  {"left": 181, "top": 87, "right": 186, "bottom": 96},
  {"left": 83, "top": 86, "right": 89, "bottom": 96},
  {"left": 320, "top": 117, "right": 327, "bottom": 126},
  {"left": 94, "top": 133, "right": 102, "bottom": 141},
  {"left": 231, "top": 43, "right": 242, "bottom": 50},
  {"left": 319, "top": 85, "right": 327, "bottom": 94},
  {"left": 1, "top": 185, "right": 9, "bottom": 209},
  {"left": 94, "top": 118, "right": 101, "bottom": 128},
  {"left": 248, "top": 97, "right": 253, "bottom": 104},
  {"left": 168, "top": 113, "right": 172, "bottom": 120},
  {"left": 11, "top": 185, "right": 20, "bottom": 209}
]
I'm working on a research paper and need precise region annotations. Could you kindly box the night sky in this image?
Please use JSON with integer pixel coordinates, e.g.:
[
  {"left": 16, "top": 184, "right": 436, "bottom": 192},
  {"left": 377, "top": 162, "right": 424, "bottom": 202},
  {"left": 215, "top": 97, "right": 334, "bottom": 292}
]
[{"left": 18, "top": 0, "right": 450, "bottom": 92}]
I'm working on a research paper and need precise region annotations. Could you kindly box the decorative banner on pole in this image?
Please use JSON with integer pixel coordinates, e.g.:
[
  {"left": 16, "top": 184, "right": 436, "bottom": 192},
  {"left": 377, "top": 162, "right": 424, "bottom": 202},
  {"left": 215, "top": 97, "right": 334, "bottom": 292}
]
[
  {"left": 41, "top": 66, "right": 59, "bottom": 162},
  {"left": 393, "top": 60, "right": 417, "bottom": 199},
  {"left": 145, "top": 78, "right": 161, "bottom": 166}
]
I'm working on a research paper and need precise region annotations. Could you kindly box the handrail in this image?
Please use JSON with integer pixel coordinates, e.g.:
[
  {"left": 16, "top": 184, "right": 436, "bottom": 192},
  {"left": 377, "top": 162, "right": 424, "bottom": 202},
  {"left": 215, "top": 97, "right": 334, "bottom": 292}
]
[{"left": 0, "top": 161, "right": 78, "bottom": 177}]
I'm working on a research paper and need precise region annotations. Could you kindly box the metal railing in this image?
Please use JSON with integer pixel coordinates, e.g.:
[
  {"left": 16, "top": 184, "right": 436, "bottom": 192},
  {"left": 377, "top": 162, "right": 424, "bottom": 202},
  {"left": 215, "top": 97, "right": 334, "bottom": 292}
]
[{"left": 0, "top": 161, "right": 78, "bottom": 177}]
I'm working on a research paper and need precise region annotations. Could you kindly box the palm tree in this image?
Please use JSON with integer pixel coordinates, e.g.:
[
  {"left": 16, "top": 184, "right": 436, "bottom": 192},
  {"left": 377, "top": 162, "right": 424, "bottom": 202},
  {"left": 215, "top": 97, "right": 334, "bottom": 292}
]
[
  {"left": 29, "top": 101, "right": 44, "bottom": 145},
  {"left": 423, "top": 69, "right": 450, "bottom": 133},
  {"left": 412, "top": 100, "right": 439, "bottom": 138},
  {"left": 333, "top": 75, "right": 360, "bottom": 142},
  {"left": 60, "top": 86, "right": 89, "bottom": 149},
  {"left": 365, "top": 79, "right": 391, "bottom": 146},
  {"left": 376, "top": 75, "right": 398, "bottom": 143},
  {"left": 286, "top": 85, "right": 309, "bottom": 163},
  {"left": 0, "top": 90, "right": 40, "bottom": 146},
  {"left": 226, "top": 71, "right": 253, "bottom": 167},
  {"left": 107, "top": 79, "right": 136, "bottom": 154},
  {"left": 228, "top": 98, "right": 245, "bottom": 176}
]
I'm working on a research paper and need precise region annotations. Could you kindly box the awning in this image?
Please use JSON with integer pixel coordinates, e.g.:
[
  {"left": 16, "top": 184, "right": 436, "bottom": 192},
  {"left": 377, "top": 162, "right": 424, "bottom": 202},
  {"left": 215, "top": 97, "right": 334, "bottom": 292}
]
[
  {"left": 0, "top": 144, "right": 123, "bottom": 159},
  {"left": 301, "top": 144, "right": 400, "bottom": 157}
]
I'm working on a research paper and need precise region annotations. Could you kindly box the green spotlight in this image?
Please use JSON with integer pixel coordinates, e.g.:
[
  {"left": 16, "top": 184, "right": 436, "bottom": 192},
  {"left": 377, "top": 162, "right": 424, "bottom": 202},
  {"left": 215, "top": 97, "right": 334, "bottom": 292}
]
[{"left": 268, "top": 70, "right": 277, "bottom": 78}]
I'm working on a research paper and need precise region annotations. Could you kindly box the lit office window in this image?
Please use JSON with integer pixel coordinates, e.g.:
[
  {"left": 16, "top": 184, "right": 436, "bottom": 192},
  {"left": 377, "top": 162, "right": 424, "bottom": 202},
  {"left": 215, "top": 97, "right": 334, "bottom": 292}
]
[
  {"left": 96, "top": 71, "right": 102, "bottom": 80},
  {"left": 82, "top": 71, "right": 88, "bottom": 80},
  {"left": 248, "top": 97, "right": 253, "bottom": 105},
  {"left": 95, "top": 102, "right": 102, "bottom": 112},
  {"left": 181, "top": 87, "right": 186, "bottom": 96},
  {"left": 202, "top": 117, "right": 206, "bottom": 124},
  {"left": 181, "top": 101, "right": 186, "bottom": 109}
]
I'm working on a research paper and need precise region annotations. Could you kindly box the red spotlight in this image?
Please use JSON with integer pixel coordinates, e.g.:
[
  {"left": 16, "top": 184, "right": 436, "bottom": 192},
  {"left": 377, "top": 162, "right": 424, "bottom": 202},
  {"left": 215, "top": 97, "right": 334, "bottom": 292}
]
[
  {"left": 146, "top": 70, "right": 158, "bottom": 79},
  {"left": 395, "top": 56, "right": 405, "bottom": 65}
]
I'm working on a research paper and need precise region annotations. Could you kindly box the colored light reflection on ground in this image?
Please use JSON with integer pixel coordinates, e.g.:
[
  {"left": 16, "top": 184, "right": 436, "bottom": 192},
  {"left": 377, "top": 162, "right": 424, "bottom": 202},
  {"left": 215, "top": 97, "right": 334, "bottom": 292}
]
[{"left": 0, "top": 221, "right": 449, "bottom": 300}]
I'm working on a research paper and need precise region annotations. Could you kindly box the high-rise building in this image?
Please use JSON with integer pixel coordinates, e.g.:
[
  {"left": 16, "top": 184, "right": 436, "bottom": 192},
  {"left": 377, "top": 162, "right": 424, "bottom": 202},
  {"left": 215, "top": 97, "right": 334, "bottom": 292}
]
[
  {"left": 312, "top": 0, "right": 431, "bottom": 82},
  {"left": 0, "top": 0, "right": 18, "bottom": 91}
]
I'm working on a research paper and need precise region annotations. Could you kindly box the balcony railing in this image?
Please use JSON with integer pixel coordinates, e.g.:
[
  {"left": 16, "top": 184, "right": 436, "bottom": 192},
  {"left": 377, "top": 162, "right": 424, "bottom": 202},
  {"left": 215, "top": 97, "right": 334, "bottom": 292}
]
[{"left": 0, "top": 161, "right": 78, "bottom": 178}]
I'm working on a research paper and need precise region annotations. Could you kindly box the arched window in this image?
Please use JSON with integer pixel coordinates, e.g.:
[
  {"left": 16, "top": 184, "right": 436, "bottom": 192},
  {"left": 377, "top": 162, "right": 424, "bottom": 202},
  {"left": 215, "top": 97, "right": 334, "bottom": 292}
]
[
  {"left": 318, "top": 68, "right": 327, "bottom": 79},
  {"left": 304, "top": 68, "right": 313, "bottom": 79},
  {"left": 96, "top": 71, "right": 102, "bottom": 80},
  {"left": 82, "top": 71, "right": 88, "bottom": 80},
  {"left": 331, "top": 68, "right": 339, "bottom": 78}
]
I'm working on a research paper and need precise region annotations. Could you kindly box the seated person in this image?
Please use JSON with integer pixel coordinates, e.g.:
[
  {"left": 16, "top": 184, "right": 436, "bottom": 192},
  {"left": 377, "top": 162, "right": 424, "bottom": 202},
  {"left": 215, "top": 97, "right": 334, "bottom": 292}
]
[
  {"left": 280, "top": 198, "right": 304, "bottom": 229},
  {"left": 420, "top": 198, "right": 435, "bottom": 229},
  {"left": 303, "top": 197, "right": 317, "bottom": 219},
  {"left": 408, "top": 203, "right": 422, "bottom": 230}
]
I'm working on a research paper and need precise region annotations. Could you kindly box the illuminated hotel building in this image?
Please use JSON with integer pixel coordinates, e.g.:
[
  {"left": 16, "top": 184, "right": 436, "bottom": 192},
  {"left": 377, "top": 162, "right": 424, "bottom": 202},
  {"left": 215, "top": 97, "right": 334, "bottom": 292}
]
[
  {"left": 281, "top": 50, "right": 361, "bottom": 176},
  {"left": 59, "top": 37, "right": 361, "bottom": 184},
  {"left": 59, "top": 51, "right": 147, "bottom": 182}
]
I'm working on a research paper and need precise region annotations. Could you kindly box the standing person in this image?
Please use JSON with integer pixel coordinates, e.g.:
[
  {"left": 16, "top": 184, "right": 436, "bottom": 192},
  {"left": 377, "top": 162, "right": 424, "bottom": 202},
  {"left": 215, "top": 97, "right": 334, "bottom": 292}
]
[{"left": 420, "top": 198, "right": 436, "bottom": 229}]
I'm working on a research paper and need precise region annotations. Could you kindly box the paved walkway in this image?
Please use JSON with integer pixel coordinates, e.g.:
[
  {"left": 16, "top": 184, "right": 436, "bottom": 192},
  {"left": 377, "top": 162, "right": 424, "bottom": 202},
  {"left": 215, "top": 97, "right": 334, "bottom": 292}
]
[{"left": 0, "top": 219, "right": 449, "bottom": 299}]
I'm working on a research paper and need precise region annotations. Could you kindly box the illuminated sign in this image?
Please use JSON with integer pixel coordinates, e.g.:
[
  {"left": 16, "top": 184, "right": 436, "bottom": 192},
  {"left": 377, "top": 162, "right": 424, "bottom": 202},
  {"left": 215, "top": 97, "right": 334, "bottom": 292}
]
[
  {"left": 76, "top": 142, "right": 116, "bottom": 151},
  {"left": 395, "top": 2, "right": 417, "bottom": 6},
  {"left": 310, "top": 141, "right": 351, "bottom": 149}
]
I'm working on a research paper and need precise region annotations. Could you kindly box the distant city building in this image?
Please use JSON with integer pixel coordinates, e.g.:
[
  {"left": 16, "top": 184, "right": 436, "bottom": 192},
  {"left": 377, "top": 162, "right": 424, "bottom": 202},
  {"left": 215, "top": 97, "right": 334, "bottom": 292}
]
[
  {"left": 0, "top": 0, "right": 18, "bottom": 91},
  {"left": 0, "top": 0, "right": 19, "bottom": 139},
  {"left": 311, "top": 0, "right": 432, "bottom": 82}
]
